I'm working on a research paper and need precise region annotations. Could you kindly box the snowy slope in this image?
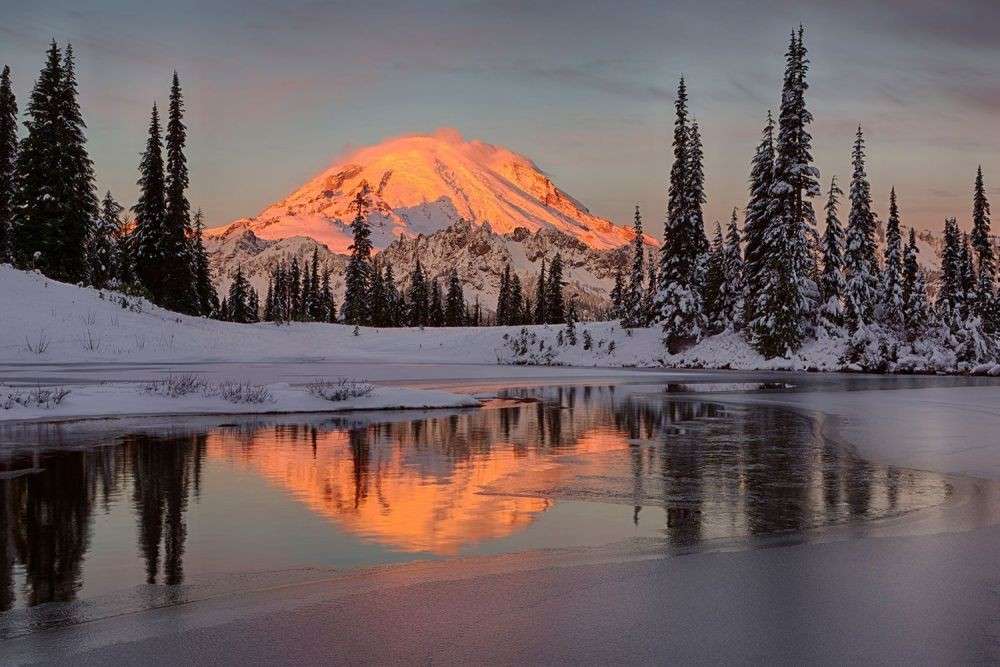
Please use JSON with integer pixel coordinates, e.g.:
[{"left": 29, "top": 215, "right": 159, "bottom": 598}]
[{"left": 207, "top": 128, "right": 656, "bottom": 254}]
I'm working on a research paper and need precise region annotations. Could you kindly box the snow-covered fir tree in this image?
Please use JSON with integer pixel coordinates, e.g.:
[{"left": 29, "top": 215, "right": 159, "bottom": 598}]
[
  {"left": 703, "top": 221, "right": 725, "bottom": 332},
  {"left": 902, "top": 227, "right": 931, "bottom": 340},
  {"left": 609, "top": 264, "right": 625, "bottom": 320},
  {"left": 13, "top": 42, "right": 97, "bottom": 283},
  {"left": 843, "top": 126, "right": 880, "bottom": 330},
  {"left": 226, "top": 265, "right": 252, "bottom": 323},
  {"left": 938, "top": 217, "right": 963, "bottom": 317},
  {"left": 971, "top": 166, "right": 997, "bottom": 331},
  {"left": 191, "top": 209, "right": 217, "bottom": 317},
  {"left": 658, "top": 77, "right": 707, "bottom": 352},
  {"left": 623, "top": 204, "right": 645, "bottom": 326},
  {"left": 534, "top": 259, "right": 547, "bottom": 324},
  {"left": 429, "top": 279, "right": 445, "bottom": 327},
  {"left": 547, "top": 253, "right": 566, "bottom": 323},
  {"left": 0, "top": 65, "right": 16, "bottom": 263},
  {"left": 640, "top": 249, "right": 657, "bottom": 327},
  {"left": 718, "top": 208, "right": 745, "bottom": 331},
  {"left": 750, "top": 28, "right": 820, "bottom": 357},
  {"left": 162, "top": 71, "right": 197, "bottom": 314},
  {"left": 496, "top": 265, "right": 512, "bottom": 325},
  {"left": 879, "top": 187, "right": 904, "bottom": 331},
  {"left": 818, "top": 176, "right": 846, "bottom": 329},
  {"left": 131, "top": 103, "right": 167, "bottom": 298},
  {"left": 445, "top": 267, "right": 465, "bottom": 326},
  {"left": 742, "top": 111, "right": 775, "bottom": 327},
  {"left": 509, "top": 273, "right": 524, "bottom": 325},
  {"left": 88, "top": 191, "right": 121, "bottom": 289},
  {"left": 407, "top": 258, "right": 429, "bottom": 327},
  {"left": 342, "top": 183, "right": 373, "bottom": 325}
]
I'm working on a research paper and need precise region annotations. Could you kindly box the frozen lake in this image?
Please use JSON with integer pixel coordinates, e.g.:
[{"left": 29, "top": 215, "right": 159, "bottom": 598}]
[{"left": 3, "top": 377, "right": 1000, "bottom": 651}]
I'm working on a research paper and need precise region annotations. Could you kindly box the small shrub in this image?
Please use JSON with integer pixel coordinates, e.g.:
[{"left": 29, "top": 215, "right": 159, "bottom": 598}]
[
  {"left": 306, "top": 378, "right": 376, "bottom": 402},
  {"left": 2, "top": 386, "right": 71, "bottom": 410},
  {"left": 214, "top": 381, "right": 273, "bottom": 404},
  {"left": 24, "top": 332, "right": 50, "bottom": 355},
  {"left": 141, "top": 374, "right": 205, "bottom": 397}
]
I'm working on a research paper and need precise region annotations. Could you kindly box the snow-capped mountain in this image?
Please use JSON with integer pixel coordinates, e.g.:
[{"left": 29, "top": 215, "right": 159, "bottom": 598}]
[
  {"left": 207, "top": 128, "right": 655, "bottom": 254},
  {"left": 206, "top": 128, "right": 657, "bottom": 314}
]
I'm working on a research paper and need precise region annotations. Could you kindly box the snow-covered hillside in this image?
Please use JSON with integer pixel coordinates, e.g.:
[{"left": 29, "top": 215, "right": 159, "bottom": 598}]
[{"left": 208, "top": 128, "right": 657, "bottom": 254}]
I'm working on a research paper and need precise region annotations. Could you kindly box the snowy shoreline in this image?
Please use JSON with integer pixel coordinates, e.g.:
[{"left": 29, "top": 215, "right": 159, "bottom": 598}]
[{"left": 0, "top": 382, "right": 481, "bottom": 426}]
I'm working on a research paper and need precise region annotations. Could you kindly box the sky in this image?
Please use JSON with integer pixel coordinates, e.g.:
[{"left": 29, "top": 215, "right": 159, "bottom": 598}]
[{"left": 1, "top": 0, "right": 999, "bottom": 239}]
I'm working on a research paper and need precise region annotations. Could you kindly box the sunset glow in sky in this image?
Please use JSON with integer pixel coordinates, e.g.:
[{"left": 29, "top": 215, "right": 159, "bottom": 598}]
[{"left": 2, "top": 0, "right": 998, "bottom": 239}]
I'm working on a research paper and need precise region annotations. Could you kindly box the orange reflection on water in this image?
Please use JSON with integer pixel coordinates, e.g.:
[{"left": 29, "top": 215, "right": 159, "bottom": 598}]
[{"left": 203, "top": 421, "right": 616, "bottom": 555}]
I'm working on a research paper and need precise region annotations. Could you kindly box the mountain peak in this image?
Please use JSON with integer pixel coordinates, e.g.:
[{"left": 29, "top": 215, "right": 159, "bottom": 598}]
[{"left": 209, "top": 128, "right": 656, "bottom": 253}]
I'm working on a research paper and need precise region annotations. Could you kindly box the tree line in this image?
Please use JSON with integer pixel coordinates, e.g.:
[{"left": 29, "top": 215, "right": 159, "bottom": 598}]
[
  {"left": 0, "top": 43, "right": 217, "bottom": 315},
  {"left": 641, "top": 27, "right": 997, "bottom": 362}
]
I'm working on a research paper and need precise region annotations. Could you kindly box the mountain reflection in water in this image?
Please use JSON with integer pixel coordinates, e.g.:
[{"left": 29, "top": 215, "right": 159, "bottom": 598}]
[{"left": 0, "top": 386, "right": 967, "bottom": 614}]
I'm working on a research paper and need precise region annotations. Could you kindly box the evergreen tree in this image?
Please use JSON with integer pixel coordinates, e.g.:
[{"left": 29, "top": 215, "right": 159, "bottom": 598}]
[
  {"left": 880, "top": 187, "right": 904, "bottom": 330},
  {"left": 971, "top": 166, "right": 996, "bottom": 330},
  {"left": 289, "top": 256, "right": 301, "bottom": 319},
  {"left": 307, "top": 250, "right": 323, "bottom": 320},
  {"left": 640, "top": 249, "right": 657, "bottom": 327},
  {"left": 902, "top": 227, "right": 930, "bottom": 339},
  {"left": 226, "top": 265, "right": 251, "bottom": 323},
  {"left": 263, "top": 276, "right": 274, "bottom": 322},
  {"left": 429, "top": 279, "right": 444, "bottom": 327},
  {"left": 624, "top": 205, "right": 645, "bottom": 325},
  {"left": 161, "top": 72, "right": 196, "bottom": 313},
  {"left": 959, "top": 233, "right": 976, "bottom": 318},
  {"left": 89, "top": 191, "right": 120, "bottom": 288},
  {"left": 368, "top": 257, "right": 386, "bottom": 326},
  {"left": 658, "top": 77, "right": 707, "bottom": 352},
  {"left": 342, "top": 184, "right": 373, "bottom": 325},
  {"left": 14, "top": 42, "right": 98, "bottom": 282},
  {"left": 938, "top": 217, "right": 963, "bottom": 316},
  {"left": 191, "top": 209, "right": 217, "bottom": 316},
  {"left": 609, "top": 264, "right": 625, "bottom": 320},
  {"left": 547, "top": 253, "right": 566, "bottom": 323},
  {"left": 509, "top": 273, "right": 524, "bottom": 325},
  {"left": 472, "top": 296, "right": 481, "bottom": 327},
  {"left": 750, "top": 29, "right": 820, "bottom": 357},
  {"left": 132, "top": 104, "right": 167, "bottom": 298},
  {"left": 818, "top": 176, "right": 846, "bottom": 328},
  {"left": 534, "top": 259, "right": 547, "bottom": 324},
  {"left": 843, "top": 126, "right": 880, "bottom": 329},
  {"left": 703, "top": 221, "right": 726, "bottom": 331},
  {"left": 742, "top": 111, "right": 775, "bottom": 326},
  {"left": 718, "top": 208, "right": 745, "bottom": 330},
  {"left": 97, "top": 191, "right": 125, "bottom": 286},
  {"left": 496, "top": 264, "right": 511, "bottom": 325},
  {"left": 407, "top": 258, "right": 429, "bottom": 326},
  {"left": 445, "top": 268, "right": 465, "bottom": 326},
  {"left": 0, "top": 65, "right": 16, "bottom": 262},
  {"left": 321, "top": 268, "right": 336, "bottom": 323}
]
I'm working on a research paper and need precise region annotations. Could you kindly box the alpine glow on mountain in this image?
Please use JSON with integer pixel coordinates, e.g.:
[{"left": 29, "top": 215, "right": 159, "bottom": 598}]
[{"left": 208, "top": 128, "right": 656, "bottom": 253}]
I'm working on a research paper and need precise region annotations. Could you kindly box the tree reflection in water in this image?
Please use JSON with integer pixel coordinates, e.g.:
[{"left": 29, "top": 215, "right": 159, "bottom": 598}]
[{"left": 0, "top": 386, "right": 956, "bottom": 613}]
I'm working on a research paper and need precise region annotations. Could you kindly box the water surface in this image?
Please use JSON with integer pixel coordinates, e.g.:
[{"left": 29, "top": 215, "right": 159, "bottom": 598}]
[{"left": 1, "top": 383, "right": 997, "bottom": 636}]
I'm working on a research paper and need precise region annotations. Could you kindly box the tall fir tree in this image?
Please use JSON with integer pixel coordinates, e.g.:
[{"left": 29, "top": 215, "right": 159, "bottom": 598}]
[
  {"left": 819, "top": 176, "right": 847, "bottom": 329},
  {"left": 609, "top": 265, "right": 625, "bottom": 320},
  {"left": 191, "top": 209, "right": 218, "bottom": 316},
  {"left": 509, "top": 273, "right": 524, "bottom": 325},
  {"left": 342, "top": 183, "right": 373, "bottom": 325},
  {"left": 641, "top": 249, "right": 657, "bottom": 327},
  {"left": 658, "top": 77, "right": 707, "bottom": 352},
  {"left": 718, "top": 209, "right": 745, "bottom": 330},
  {"left": 132, "top": 104, "right": 167, "bottom": 298},
  {"left": 750, "top": 28, "right": 820, "bottom": 357},
  {"left": 624, "top": 205, "right": 645, "bottom": 326},
  {"left": 14, "top": 42, "right": 97, "bottom": 282},
  {"left": 161, "top": 71, "right": 196, "bottom": 312},
  {"left": 880, "top": 187, "right": 904, "bottom": 330},
  {"left": 742, "top": 111, "right": 775, "bottom": 326},
  {"left": 971, "top": 166, "right": 996, "bottom": 331},
  {"left": 843, "top": 126, "right": 880, "bottom": 329},
  {"left": 89, "top": 191, "right": 120, "bottom": 288},
  {"left": 226, "top": 265, "right": 251, "bottom": 323},
  {"left": 407, "top": 258, "right": 429, "bottom": 326},
  {"left": 703, "top": 221, "right": 726, "bottom": 332},
  {"left": 429, "top": 279, "right": 444, "bottom": 327},
  {"left": 902, "top": 227, "right": 931, "bottom": 340},
  {"left": 938, "top": 217, "right": 963, "bottom": 317},
  {"left": 959, "top": 233, "right": 976, "bottom": 319},
  {"left": 445, "top": 268, "right": 465, "bottom": 326},
  {"left": 496, "top": 264, "right": 511, "bottom": 325},
  {"left": 547, "top": 253, "right": 566, "bottom": 323},
  {"left": 0, "top": 65, "right": 16, "bottom": 262},
  {"left": 534, "top": 259, "right": 547, "bottom": 324}
]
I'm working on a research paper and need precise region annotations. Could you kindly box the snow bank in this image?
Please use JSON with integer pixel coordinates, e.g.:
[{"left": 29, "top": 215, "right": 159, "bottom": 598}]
[{"left": 0, "top": 381, "right": 480, "bottom": 424}]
